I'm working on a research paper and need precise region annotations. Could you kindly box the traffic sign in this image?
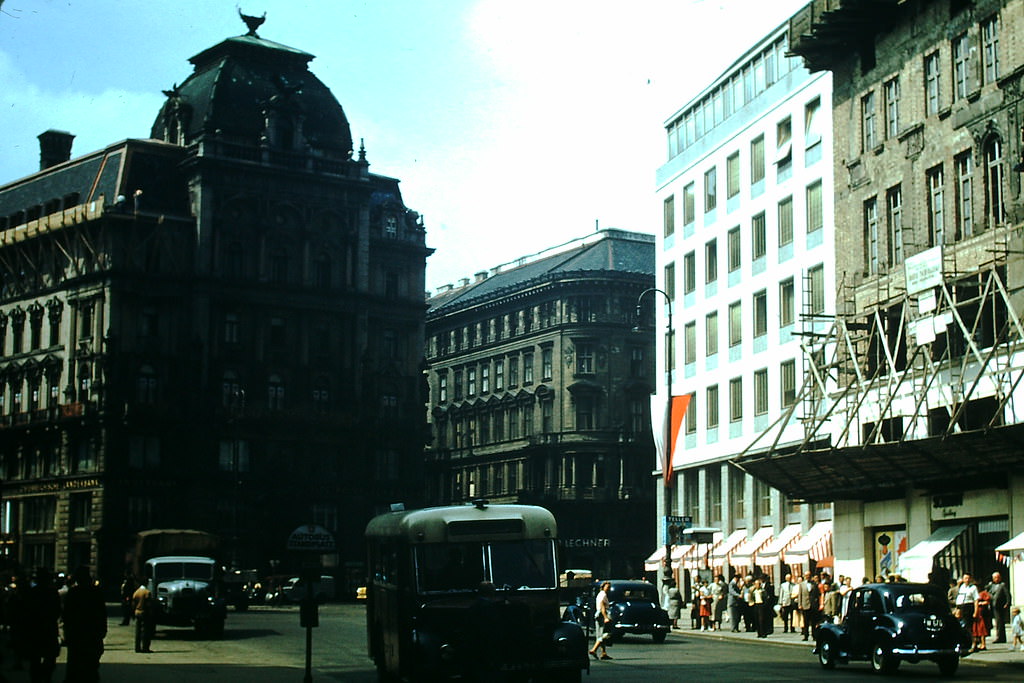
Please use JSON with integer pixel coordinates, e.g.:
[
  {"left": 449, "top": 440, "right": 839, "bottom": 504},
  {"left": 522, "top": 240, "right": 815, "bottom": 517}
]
[{"left": 287, "top": 524, "right": 336, "bottom": 552}]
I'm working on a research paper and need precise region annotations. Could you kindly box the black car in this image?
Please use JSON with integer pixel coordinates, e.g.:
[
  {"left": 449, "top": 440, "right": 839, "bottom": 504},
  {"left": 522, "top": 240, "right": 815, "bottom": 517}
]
[
  {"left": 813, "top": 582, "right": 971, "bottom": 676},
  {"left": 604, "top": 580, "right": 671, "bottom": 643}
]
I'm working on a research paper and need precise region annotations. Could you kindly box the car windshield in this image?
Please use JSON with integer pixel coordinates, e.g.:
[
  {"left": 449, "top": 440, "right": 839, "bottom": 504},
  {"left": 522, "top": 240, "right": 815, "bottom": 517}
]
[
  {"left": 416, "top": 540, "right": 556, "bottom": 592},
  {"left": 153, "top": 562, "right": 214, "bottom": 582},
  {"left": 609, "top": 584, "right": 657, "bottom": 602},
  {"left": 892, "top": 591, "right": 949, "bottom": 613}
]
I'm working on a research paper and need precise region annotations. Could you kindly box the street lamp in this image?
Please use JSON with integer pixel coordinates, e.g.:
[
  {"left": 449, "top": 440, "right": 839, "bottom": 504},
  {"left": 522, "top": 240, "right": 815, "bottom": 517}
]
[{"left": 634, "top": 287, "right": 674, "bottom": 591}]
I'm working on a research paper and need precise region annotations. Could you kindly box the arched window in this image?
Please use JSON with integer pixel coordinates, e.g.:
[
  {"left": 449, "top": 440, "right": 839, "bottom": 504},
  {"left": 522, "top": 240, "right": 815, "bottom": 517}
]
[{"left": 985, "top": 137, "right": 1006, "bottom": 226}]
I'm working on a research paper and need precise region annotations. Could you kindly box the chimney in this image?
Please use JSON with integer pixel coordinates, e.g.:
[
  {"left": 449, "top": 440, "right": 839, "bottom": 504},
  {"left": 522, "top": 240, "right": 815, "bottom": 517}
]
[
  {"left": 38, "top": 130, "right": 75, "bottom": 170},
  {"left": 474, "top": 271, "right": 488, "bottom": 283}
]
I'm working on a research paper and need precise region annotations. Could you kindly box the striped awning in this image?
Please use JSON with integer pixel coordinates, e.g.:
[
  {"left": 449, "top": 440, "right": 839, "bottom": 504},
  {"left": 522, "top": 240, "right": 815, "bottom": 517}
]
[
  {"left": 709, "top": 529, "right": 748, "bottom": 567},
  {"left": 679, "top": 531, "right": 724, "bottom": 569},
  {"left": 730, "top": 526, "right": 775, "bottom": 570},
  {"left": 755, "top": 524, "right": 803, "bottom": 567},
  {"left": 785, "top": 521, "right": 832, "bottom": 565},
  {"left": 644, "top": 543, "right": 695, "bottom": 571},
  {"left": 897, "top": 524, "right": 969, "bottom": 582}
]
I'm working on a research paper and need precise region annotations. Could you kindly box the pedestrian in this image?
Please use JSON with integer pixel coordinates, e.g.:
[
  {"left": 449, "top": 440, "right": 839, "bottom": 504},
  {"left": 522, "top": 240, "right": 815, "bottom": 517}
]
[
  {"left": 62, "top": 566, "right": 107, "bottom": 683},
  {"left": 698, "top": 580, "right": 712, "bottom": 631},
  {"left": 797, "top": 571, "right": 820, "bottom": 641},
  {"left": 664, "top": 580, "right": 682, "bottom": 629},
  {"left": 118, "top": 571, "right": 134, "bottom": 626},
  {"left": 727, "top": 575, "right": 742, "bottom": 632},
  {"left": 954, "top": 573, "right": 979, "bottom": 633},
  {"left": 753, "top": 578, "right": 772, "bottom": 638},
  {"left": 132, "top": 580, "right": 155, "bottom": 653},
  {"left": 709, "top": 574, "right": 725, "bottom": 631},
  {"left": 778, "top": 573, "right": 795, "bottom": 633},
  {"left": 972, "top": 586, "right": 991, "bottom": 652},
  {"left": 23, "top": 567, "right": 62, "bottom": 683},
  {"left": 587, "top": 581, "right": 613, "bottom": 660},
  {"left": 987, "top": 571, "right": 1010, "bottom": 644},
  {"left": 1011, "top": 606, "right": 1023, "bottom": 651}
]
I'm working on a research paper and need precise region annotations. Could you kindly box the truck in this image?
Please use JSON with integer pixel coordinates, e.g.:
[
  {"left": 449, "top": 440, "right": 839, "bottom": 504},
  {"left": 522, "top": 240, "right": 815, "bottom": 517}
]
[{"left": 132, "top": 529, "right": 228, "bottom": 638}]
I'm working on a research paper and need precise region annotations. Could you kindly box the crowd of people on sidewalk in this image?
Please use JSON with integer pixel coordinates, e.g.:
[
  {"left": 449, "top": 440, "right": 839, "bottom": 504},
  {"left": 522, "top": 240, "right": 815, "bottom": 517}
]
[
  {"left": 666, "top": 567, "right": 1018, "bottom": 651},
  {"left": 0, "top": 565, "right": 107, "bottom": 683}
]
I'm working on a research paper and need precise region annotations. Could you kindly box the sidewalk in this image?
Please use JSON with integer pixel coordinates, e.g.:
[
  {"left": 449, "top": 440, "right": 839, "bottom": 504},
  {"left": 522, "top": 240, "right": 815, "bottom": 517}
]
[{"left": 674, "top": 622, "right": 1024, "bottom": 667}]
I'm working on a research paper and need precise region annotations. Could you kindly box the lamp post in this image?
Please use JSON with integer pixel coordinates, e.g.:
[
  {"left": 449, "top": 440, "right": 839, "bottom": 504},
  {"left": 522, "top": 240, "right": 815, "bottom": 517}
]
[{"left": 635, "top": 287, "right": 674, "bottom": 591}]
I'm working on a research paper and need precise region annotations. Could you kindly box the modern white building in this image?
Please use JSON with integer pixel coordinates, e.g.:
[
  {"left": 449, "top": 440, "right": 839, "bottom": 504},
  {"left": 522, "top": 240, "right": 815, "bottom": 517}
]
[{"left": 649, "top": 19, "right": 836, "bottom": 590}]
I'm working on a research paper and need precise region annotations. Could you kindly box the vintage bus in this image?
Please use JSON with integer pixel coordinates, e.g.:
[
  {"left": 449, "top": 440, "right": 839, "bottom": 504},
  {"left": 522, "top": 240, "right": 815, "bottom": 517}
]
[{"left": 365, "top": 501, "right": 589, "bottom": 682}]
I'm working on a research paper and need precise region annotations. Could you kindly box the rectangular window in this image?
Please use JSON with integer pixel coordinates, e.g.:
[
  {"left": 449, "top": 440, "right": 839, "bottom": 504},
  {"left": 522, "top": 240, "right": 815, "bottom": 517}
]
[
  {"left": 467, "top": 367, "right": 476, "bottom": 396},
  {"left": 861, "top": 91, "right": 877, "bottom": 150},
  {"left": 754, "top": 368, "right": 768, "bottom": 416},
  {"left": 664, "top": 262, "right": 676, "bottom": 301},
  {"left": 541, "top": 349, "right": 552, "bottom": 380},
  {"left": 925, "top": 52, "right": 941, "bottom": 116},
  {"left": 494, "top": 360, "right": 504, "bottom": 390},
  {"left": 884, "top": 77, "right": 900, "bottom": 138},
  {"left": 751, "top": 212, "right": 766, "bottom": 260},
  {"left": 728, "top": 301, "right": 742, "bottom": 347},
  {"left": 928, "top": 164, "right": 945, "bottom": 246},
  {"left": 729, "top": 377, "right": 743, "bottom": 422},
  {"left": 706, "top": 384, "right": 719, "bottom": 428},
  {"left": 805, "top": 97, "right": 822, "bottom": 147},
  {"left": 955, "top": 152, "right": 973, "bottom": 240},
  {"left": 438, "top": 373, "right": 448, "bottom": 403},
  {"left": 982, "top": 15, "right": 1000, "bottom": 84},
  {"left": 630, "top": 347, "right": 645, "bottom": 377},
  {"left": 727, "top": 227, "right": 741, "bottom": 272},
  {"left": 576, "top": 343, "right": 594, "bottom": 374},
  {"left": 684, "top": 322, "right": 696, "bottom": 365},
  {"left": 704, "top": 167, "right": 717, "bottom": 212},
  {"left": 750, "top": 135, "right": 765, "bottom": 184},
  {"left": 509, "top": 357, "right": 518, "bottom": 387},
  {"left": 706, "top": 311, "right": 718, "bottom": 356},
  {"left": 806, "top": 180, "right": 823, "bottom": 233},
  {"left": 864, "top": 197, "right": 879, "bottom": 274},
  {"left": 986, "top": 138, "right": 1005, "bottom": 225},
  {"left": 808, "top": 264, "right": 825, "bottom": 315},
  {"left": 727, "top": 152, "right": 740, "bottom": 199},
  {"left": 753, "top": 290, "right": 767, "bottom": 338},
  {"left": 780, "top": 278, "right": 795, "bottom": 327},
  {"left": 683, "top": 182, "right": 696, "bottom": 224},
  {"left": 705, "top": 239, "right": 718, "bottom": 283},
  {"left": 663, "top": 195, "right": 675, "bottom": 237},
  {"left": 887, "top": 185, "right": 904, "bottom": 266},
  {"left": 778, "top": 196, "right": 793, "bottom": 246},
  {"left": 685, "top": 392, "right": 697, "bottom": 434},
  {"left": 953, "top": 33, "right": 971, "bottom": 100},
  {"left": 683, "top": 251, "right": 696, "bottom": 294},
  {"left": 481, "top": 365, "right": 490, "bottom": 393},
  {"left": 523, "top": 352, "right": 534, "bottom": 384},
  {"left": 780, "top": 359, "right": 797, "bottom": 408},
  {"left": 776, "top": 116, "right": 792, "bottom": 166}
]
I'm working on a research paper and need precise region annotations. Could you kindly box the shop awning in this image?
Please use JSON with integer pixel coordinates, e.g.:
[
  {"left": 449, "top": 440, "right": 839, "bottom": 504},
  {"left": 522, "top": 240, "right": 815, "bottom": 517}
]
[
  {"left": 996, "top": 530, "right": 1024, "bottom": 553},
  {"left": 730, "top": 526, "right": 775, "bottom": 570},
  {"left": 680, "top": 531, "right": 724, "bottom": 570},
  {"left": 897, "top": 524, "right": 969, "bottom": 582},
  {"left": 755, "top": 524, "right": 803, "bottom": 567},
  {"left": 785, "top": 521, "right": 832, "bottom": 566},
  {"left": 709, "top": 529, "right": 748, "bottom": 567},
  {"left": 643, "top": 543, "right": 695, "bottom": 572}
]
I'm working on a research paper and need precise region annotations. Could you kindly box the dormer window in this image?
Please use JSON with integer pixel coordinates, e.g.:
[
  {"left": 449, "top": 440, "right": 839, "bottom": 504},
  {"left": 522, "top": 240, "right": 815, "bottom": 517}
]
[{"left": 385, "top": 216, "right": 398, "bottom": 238}]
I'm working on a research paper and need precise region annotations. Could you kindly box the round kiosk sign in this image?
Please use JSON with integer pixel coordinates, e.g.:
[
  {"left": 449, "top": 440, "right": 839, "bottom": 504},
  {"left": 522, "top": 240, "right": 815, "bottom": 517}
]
[{"left": 287, "top": 524, "right": 336, "bottom": 553}]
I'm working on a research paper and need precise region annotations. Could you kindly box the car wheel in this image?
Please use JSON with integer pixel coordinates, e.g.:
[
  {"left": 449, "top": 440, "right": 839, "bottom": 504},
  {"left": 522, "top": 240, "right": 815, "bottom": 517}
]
[
  {"left": 652, "top": 631, "right": 667, "bottom": 643},
  {"left": 816, "top": 636, "right": 837, "bottom": 669},
  {"left": 870, "top": 641, "right": 899, "bottom": 674},
  {"left": 937, "top": 655, "right": 959, "bottom": 677}
]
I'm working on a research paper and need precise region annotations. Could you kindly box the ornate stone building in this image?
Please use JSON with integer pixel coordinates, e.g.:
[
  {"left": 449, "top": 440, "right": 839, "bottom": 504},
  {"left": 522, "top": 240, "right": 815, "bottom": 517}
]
[
  {"left": 0, "top": 18, "right": 431, "bottom": 595},
  {"left": 423, "top": 229, "right": 656, "bottom": 578}
]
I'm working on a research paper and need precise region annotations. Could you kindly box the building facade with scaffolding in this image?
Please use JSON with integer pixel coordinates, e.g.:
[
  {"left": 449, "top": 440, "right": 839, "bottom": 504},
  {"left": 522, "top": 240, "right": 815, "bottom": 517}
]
[
  {"left": 652, "top": 16, "right": 836, "bottom": 595},
  {"left": 735, "top": 0, "right": 1024, "bottom": 592}
]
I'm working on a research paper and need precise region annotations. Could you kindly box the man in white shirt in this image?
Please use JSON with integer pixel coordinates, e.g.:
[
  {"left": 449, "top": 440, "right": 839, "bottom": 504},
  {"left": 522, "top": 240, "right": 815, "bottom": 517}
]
[{"left": 954, "top": 573, "right": 978, "bottom": 631}]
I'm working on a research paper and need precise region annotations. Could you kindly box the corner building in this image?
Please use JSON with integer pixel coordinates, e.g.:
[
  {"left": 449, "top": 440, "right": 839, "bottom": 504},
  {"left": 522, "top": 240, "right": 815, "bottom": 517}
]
[
  {"left": 654, "top": 18, "right": 837, "bottom": 594},
  {"left": 739, "top": 0, "right": 1024, "bottom": 594},
  {"left": 424, "top": 229, "right": 656, "bottom": 579},
  {"left": 0, "top": 20, "right": 431, "bottom": 595}
]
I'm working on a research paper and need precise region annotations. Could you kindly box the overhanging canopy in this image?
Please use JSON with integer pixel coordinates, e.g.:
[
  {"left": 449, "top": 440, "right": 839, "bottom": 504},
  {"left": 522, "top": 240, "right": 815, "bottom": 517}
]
[
  {"left": 732, "top": 423, "right": 1024, "bottom": 503},
  {"left": 996, "top": 530, "right": 1024, "bottom": 553},
  {"left": 897, "top": 524, "right": 969, "bottom": 582},
  {"left": 755, "top": 524, "right": 803, "bottom": 567},
  {"left": 785, "top": 521, "right": 832, "bottom": 566}
]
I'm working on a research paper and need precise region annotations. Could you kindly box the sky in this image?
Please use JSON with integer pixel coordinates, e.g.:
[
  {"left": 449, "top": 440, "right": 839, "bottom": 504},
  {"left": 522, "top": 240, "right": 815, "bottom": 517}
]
[{"left": 0, "top": 0, "right": 810, "bottom": 293}]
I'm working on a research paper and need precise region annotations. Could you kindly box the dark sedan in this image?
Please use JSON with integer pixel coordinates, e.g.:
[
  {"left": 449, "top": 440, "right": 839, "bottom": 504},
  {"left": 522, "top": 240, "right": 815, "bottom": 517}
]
[
  {"left": 604, "top": 580, "right": 671, "bottom": 643},
  {"left": 814, "top": 582, "right": 971, "bottom": 676}
]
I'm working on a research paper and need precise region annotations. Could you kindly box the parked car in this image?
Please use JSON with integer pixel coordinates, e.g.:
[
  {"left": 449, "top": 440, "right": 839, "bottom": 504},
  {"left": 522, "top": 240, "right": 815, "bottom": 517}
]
[
  {"left": 281, "top": 575, "right": 336, "bottom": 603},
  {"left": 603, "top": 580, "right": 671, "bottom": 643},
  {"left": 814, "top": 582, "right": 971, "bottom": 676}
]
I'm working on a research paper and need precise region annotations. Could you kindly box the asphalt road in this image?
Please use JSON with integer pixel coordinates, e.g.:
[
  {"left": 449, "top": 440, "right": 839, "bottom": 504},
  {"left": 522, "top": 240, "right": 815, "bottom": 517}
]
[{"left": 1, "top": 604, "right": 1020, "bottom": 682}]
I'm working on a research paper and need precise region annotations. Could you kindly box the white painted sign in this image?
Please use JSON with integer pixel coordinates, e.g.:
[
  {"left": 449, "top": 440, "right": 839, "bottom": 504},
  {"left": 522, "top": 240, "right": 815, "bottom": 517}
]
[{"left": 905, "top": 246, "right": 943, "bottom": 295}]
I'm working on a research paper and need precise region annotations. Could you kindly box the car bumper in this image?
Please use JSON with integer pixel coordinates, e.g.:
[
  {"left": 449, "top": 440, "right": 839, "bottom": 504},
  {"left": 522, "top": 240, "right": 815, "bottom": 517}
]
[
  {"left": 892, "top": 644, "right": 968, "bottom": 659},
  {"left": 611, "top": 623, "right": 671, "bottom": 634}
]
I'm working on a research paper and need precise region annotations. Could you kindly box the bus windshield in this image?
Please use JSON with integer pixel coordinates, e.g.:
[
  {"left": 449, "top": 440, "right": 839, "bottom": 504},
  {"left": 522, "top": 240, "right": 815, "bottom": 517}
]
[{"left": 415, "top": 539, "right": 556, "bottom": 593}]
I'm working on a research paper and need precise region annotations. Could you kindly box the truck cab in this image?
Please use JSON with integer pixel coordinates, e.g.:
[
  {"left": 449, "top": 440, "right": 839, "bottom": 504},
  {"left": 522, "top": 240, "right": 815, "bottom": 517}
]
[{"left": 143, "top": 554, "right": 227, "bottom": 638}]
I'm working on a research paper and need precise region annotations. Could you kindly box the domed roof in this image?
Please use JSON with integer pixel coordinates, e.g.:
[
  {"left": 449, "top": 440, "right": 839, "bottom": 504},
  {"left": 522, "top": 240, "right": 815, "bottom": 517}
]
[{"left": 151, "top": 22, "right": 353, "bottom": 156}]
